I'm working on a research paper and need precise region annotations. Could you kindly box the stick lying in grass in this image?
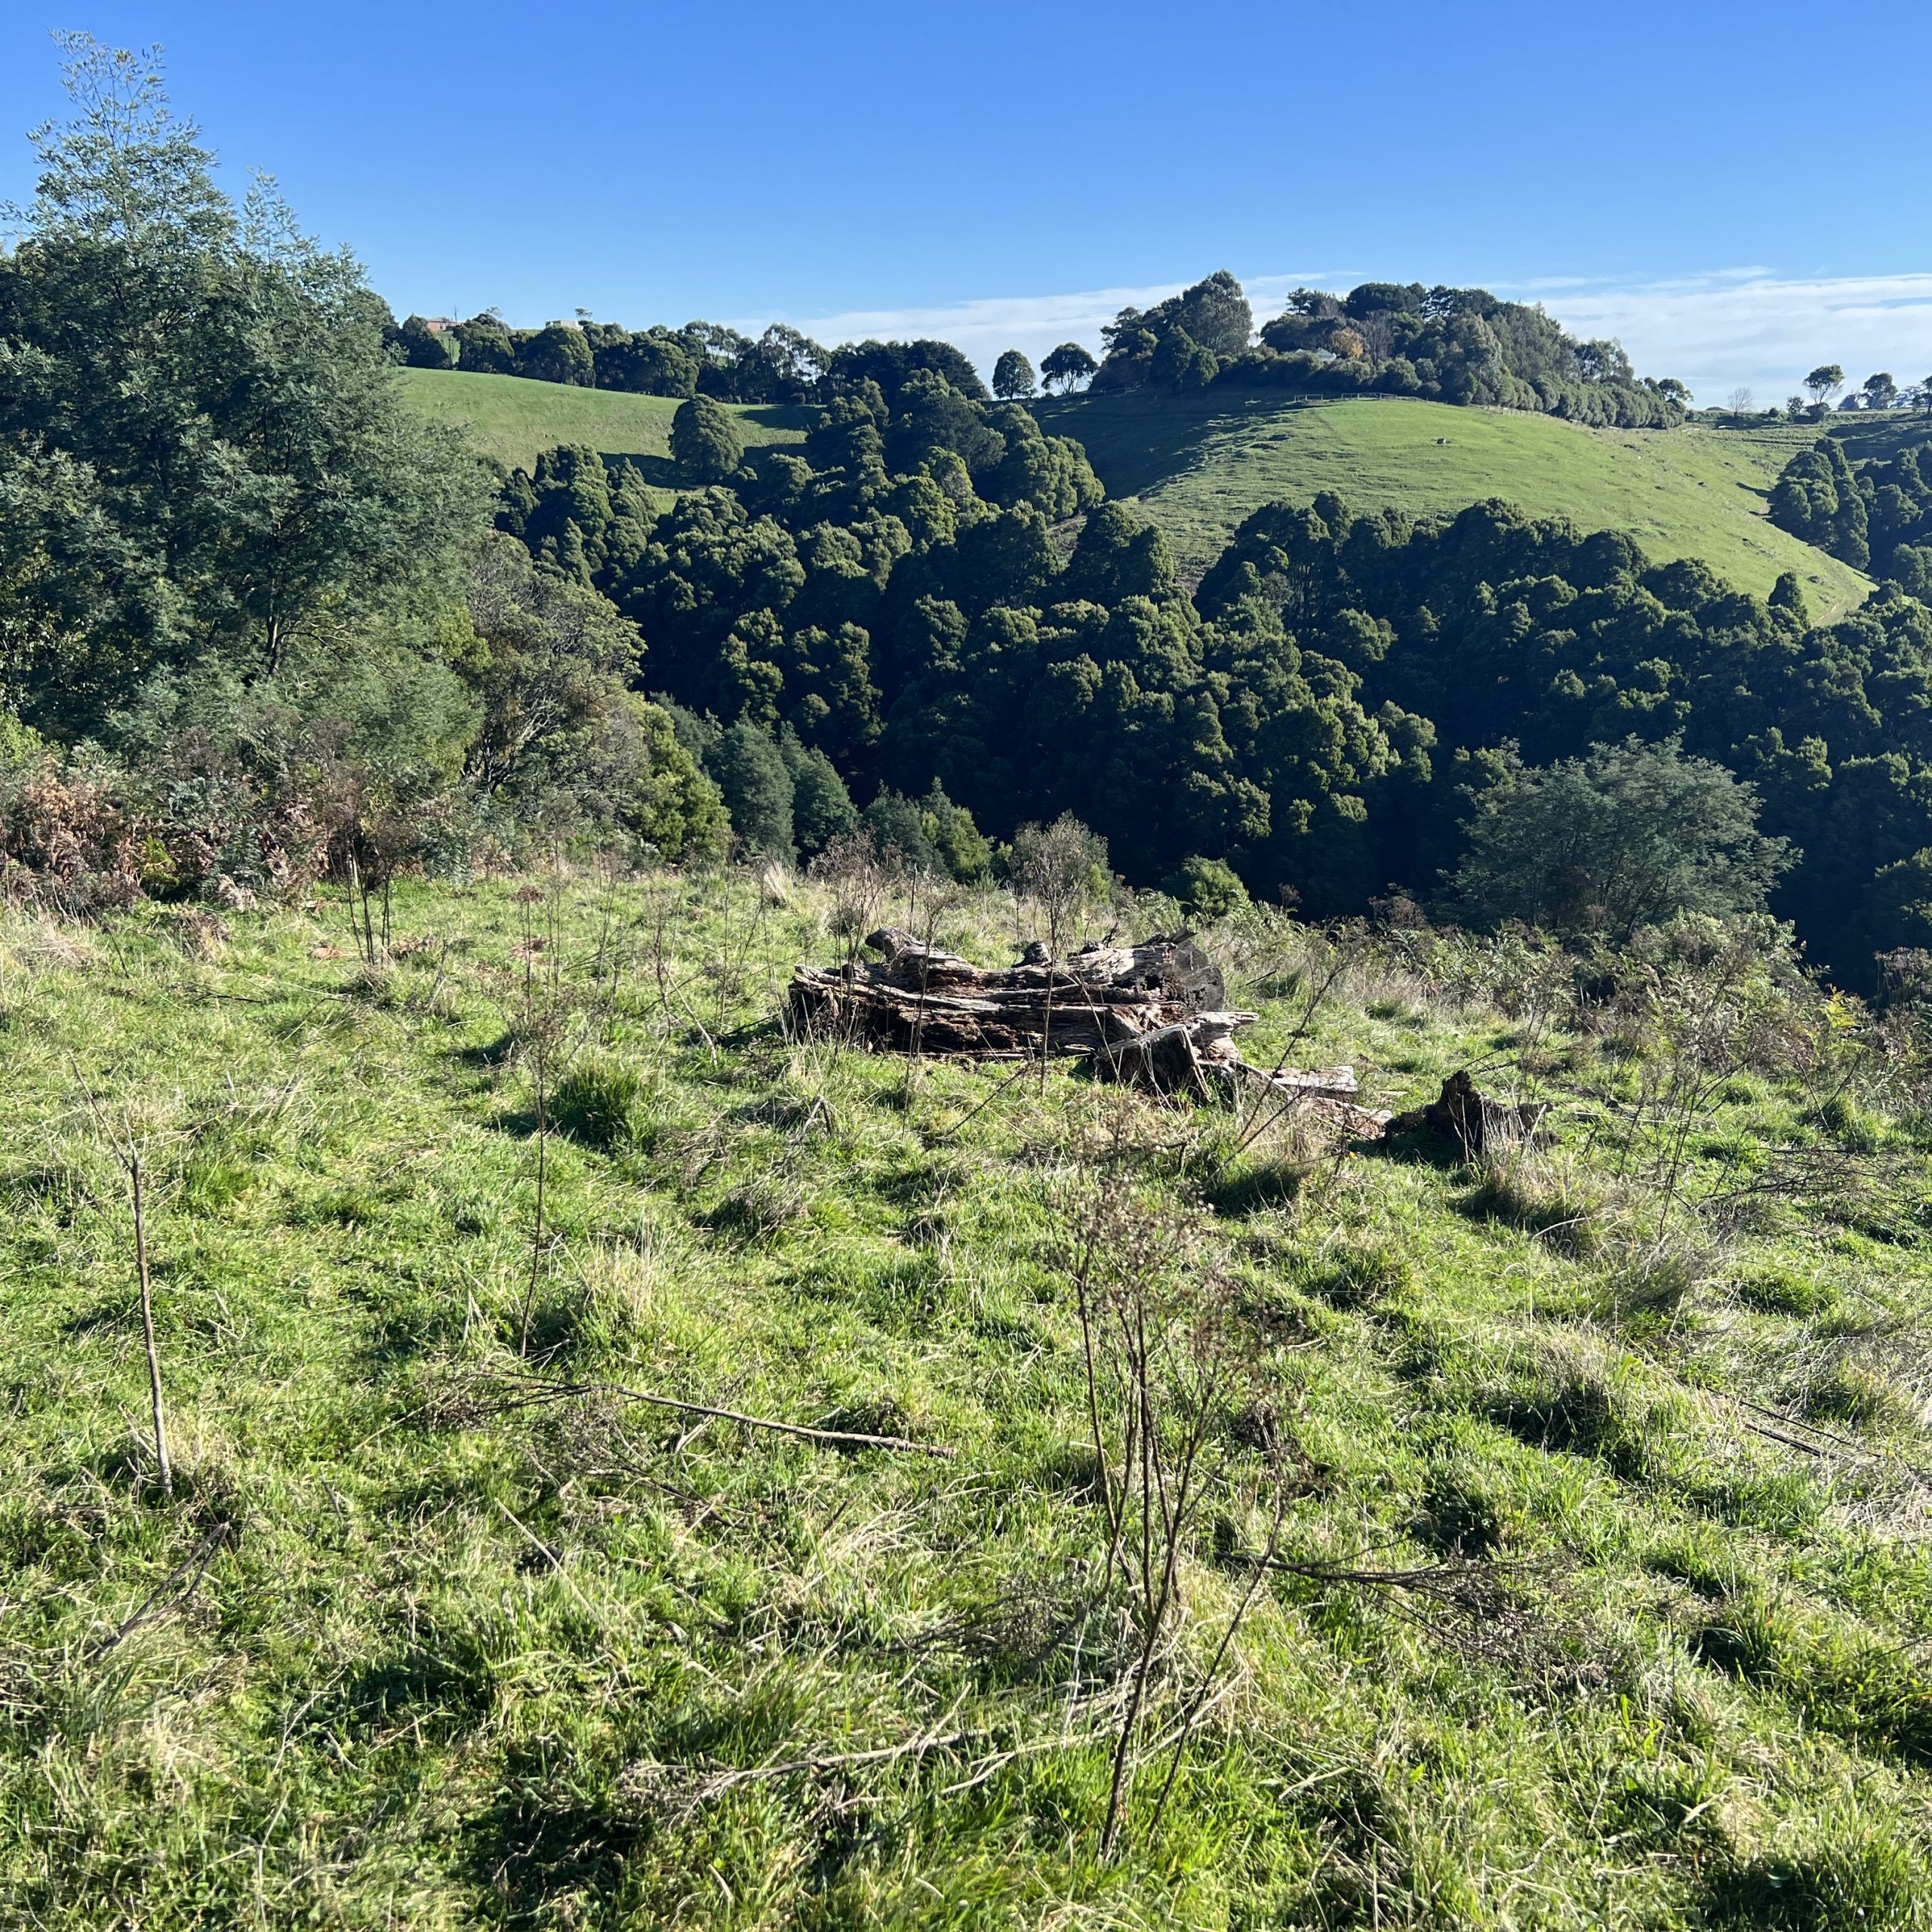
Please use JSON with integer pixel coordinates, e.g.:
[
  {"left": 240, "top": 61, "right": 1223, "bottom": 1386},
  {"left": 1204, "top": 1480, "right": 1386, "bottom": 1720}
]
[
  {"left": 86, "top": 1521, "right": 232, "bottom": 1660},
  {"left": 483, "top": 1374, "right": 958, "bottom": 1458}
]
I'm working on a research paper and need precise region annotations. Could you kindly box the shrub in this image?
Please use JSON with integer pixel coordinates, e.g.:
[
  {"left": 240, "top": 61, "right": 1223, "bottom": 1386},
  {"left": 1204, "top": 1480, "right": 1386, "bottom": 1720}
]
[
  {"left": 1169, "top": 854, "right": 1249, "bottom": 920},
  {"left": 1449, "top": 737, "right": 1792, "bottom": 941}
]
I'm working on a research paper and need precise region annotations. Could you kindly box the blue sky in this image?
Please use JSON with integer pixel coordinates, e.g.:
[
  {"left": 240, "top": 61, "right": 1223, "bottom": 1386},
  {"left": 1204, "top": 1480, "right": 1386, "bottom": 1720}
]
[{"left": 5, "top": 2, "right": 1930, "bottom": 401}]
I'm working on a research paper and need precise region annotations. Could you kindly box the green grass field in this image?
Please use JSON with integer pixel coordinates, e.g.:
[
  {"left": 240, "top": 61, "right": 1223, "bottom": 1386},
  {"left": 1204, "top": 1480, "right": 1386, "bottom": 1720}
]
[
  {"left": 395, "top": 368, "right": 808, "bottom": 478},
  {"left": 4, "top": 871, "right": 1930, "bottom": 1927},
  {"left": 1036, "top": 392, "right": 1872, "bottom": 617}
]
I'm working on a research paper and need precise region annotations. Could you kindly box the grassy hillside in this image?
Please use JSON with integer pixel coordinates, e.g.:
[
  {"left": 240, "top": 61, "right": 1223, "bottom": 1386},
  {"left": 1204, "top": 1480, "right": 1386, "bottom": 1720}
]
[
  {"left": 399, "top": 373, "right": 1875, "bottom": 618},
  {"left": 5, "top": 872, "right": 1932, "bottom": 1927},
  {"left": 395, "top": 368, "right": 808, "bottom": 479},
  {"left": 1038, "top": 392, "right": 1872, "bottom": 616}
]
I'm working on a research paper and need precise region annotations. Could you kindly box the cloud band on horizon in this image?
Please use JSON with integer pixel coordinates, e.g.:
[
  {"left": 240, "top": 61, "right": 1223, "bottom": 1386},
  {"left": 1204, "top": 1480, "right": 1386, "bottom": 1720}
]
[{"left": 744, "top": 269, "right": 1932, "bottom": 405}]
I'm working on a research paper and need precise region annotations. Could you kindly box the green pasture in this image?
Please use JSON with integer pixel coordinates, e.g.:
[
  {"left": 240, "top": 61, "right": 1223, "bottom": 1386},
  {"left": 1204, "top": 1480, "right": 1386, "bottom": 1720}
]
[{"left": 1038, "top": 391, "right": 1873, "bottom": 614}]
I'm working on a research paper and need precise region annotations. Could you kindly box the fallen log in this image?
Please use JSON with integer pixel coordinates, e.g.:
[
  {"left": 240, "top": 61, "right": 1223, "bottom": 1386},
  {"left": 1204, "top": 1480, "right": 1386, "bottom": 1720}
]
[{"left": 788, "top": 930, "right": 1386, "bottom": 1131}]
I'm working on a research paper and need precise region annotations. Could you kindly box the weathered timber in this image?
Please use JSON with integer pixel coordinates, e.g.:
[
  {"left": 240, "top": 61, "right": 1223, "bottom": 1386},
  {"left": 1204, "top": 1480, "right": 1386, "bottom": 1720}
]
[
  {"left": 787, "top": 930, "right": 1386, "bottom": 1132},
  {"left": 1389, "top": 1070, "right": 1552, "bottom": 1152}
]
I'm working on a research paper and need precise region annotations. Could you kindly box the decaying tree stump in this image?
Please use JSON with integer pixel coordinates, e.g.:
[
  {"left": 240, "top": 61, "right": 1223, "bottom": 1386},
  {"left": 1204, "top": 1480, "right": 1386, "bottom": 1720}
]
[
  {"left": 1389, "top": 1070, "right": 1552, "bottom": 1153},
  {"left": 787, "top": 928, "right": 1389, "bottom": 1134}
]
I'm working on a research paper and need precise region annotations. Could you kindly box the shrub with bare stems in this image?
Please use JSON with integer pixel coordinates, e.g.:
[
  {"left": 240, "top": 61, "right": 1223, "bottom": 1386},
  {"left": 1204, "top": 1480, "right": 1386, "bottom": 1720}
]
[{"left": 1057, "top": 1161, "right": 1294, "bottom": 1856}]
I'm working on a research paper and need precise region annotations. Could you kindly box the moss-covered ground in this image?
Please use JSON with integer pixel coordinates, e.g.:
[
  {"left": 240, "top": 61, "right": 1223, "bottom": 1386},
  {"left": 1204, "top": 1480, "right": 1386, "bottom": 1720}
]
[{"left": 3, "top": 872, "right": 1930, "bottom": 1927}]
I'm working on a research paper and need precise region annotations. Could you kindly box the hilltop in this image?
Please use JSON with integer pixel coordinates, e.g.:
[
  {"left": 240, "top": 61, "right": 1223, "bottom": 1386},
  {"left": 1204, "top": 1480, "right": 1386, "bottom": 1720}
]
[
  {"left": 1034, "top": 389, "right": 1872, "bottom": 614},
  {"left": 395, "top": 368, "right": 808, "bottom": 478}
]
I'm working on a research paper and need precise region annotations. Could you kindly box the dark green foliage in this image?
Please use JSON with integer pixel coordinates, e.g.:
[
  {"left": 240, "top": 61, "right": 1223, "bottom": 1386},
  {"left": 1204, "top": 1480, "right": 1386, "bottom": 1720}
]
[
  {"left": 488, "top": 415, "right": 1932, "bottom": 974},
  {"left": 779, "top": 728, "right": 858, "bottom": 854},
  {"left": 1193, "top": 493, "right": 1932, "bottom": 979},
  {"left": 1770, "top": 426, "right": 1932, "bottom": 583},
  {"left": 493, "top": 445, "right": 655, "bottom": 590},
  {"left": 453, "top": 316, "right": 826, "bottom": 402},
  {"left": 449, "top": 310, "right": 515, "bottom": 374},
  {"left": 592, "top": 329, "right": 700, "bottom": 397},
  {"left": 861, "top": 789, "right": 935, "bottom": 870},
  {"left": 517, "top": 321, "right": 595, "bottom": 387},
  {"left": 1040, "top": 341, "right": 1098, "bottom": 393},
  {"left": 398, "top": 314, "right": 457, "bottom": 368},
  {"left": 1151, "top": 326, "right": 1217, "bottom": 391},
  {"left": 1091, "top": 277, "right": 1685, "bottom": 427},
  {"left": 826, "top": 337, "right": 988, "bottom": 403},
  {"left": 0, "top": 39, "right": 487, "bottom": 737},
  {"left": 1770, "top": 436, "right": 1870, "bottom": 568},
  {"left": 991, "top": 349, "right": 1036, "bottom": 401},
  {"left": 1094, "top": 272, "right": 1251, "bottom": 394},
  {"left": 1450, "top": 738, "right": 1791, "bottom": 939},
  {"left": 1170, "top": 854, "right": 1249, "bottom": 917},
  {"left": 669, "top": 395, "right": 745, "bottom": 485},
  {"left": 919, "top": 783, "right": 991, "bottom": 881},
  {"left": 709, "top": 717, "right": 795, "bottom": 858}
]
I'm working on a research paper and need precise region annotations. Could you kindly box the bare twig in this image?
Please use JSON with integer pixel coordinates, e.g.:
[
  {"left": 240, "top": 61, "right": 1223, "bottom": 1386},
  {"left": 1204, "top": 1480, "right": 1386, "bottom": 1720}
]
[
  {"left": 481, "top": 1374, "right": 957, "bottom": 1457},
  {"left": 130, "top": 1149, "right": 171, "bottom": 1496},
  {"left": 86, "top": 1521, "right": 231, "bottom": 1660},
  {"left": 74, "top": 1067, "right": 174, "bottom": 1497}
]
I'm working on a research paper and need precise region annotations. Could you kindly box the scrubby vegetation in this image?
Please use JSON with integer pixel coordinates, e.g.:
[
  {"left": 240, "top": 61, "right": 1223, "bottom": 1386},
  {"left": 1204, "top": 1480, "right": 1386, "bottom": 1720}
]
[{"left": 4, "top": 866, "right": 1932, "bottom": 1927}]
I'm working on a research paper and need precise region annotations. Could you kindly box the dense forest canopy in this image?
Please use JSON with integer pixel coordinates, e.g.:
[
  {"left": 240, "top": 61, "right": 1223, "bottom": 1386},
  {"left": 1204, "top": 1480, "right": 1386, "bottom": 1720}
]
[
  {"left": 1770, "top": 426, "right": 1932, "bottom": 594},
  {"left": 495, "top": 366, "right": 1932, "bottom": 983}
]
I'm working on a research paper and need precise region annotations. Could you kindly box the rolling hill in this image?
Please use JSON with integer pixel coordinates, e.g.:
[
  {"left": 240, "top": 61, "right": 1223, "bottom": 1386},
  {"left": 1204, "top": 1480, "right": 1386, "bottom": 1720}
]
[
  {"left": 394, "top": 368, "right": 808, "bottom": 479},
  {"left": 1035, "top": 390, "right": 1872, "bottom": 616},
  {"left": 396, "top": 369, "right": 1873, "bottom": 618}
]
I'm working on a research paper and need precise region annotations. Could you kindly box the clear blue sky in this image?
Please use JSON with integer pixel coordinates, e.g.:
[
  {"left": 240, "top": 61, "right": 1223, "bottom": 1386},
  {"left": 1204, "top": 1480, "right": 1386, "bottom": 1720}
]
[{"left": 5, "top": 2, "right": 1930, "bottom": 398}]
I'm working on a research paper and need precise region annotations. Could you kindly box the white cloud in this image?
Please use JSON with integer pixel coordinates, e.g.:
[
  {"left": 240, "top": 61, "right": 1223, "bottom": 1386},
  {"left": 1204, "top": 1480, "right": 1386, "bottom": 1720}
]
[
  {"left": 740, "top": 266, "right": 1932, "bottom": 405},
  {"left": 1499, "top": 270, "right": 1932, "bottom": 407}
]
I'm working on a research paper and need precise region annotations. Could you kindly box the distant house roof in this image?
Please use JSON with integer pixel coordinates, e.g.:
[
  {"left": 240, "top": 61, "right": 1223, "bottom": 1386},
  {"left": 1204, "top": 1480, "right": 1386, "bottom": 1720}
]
[{"left": 423, "top": 318, "right": 460, "bottom": 334}]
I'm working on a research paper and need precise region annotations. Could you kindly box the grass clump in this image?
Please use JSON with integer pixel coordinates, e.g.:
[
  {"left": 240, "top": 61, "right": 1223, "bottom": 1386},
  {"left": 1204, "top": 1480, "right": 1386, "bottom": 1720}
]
[
  {"left": 1704, "top": 1826, "right": 1924, "bottom": 1930},
  {"left": 1302, "top": 1235, "right": 1414, "bottom": 1311},
  {"left": 1736, "top": 1266, "right": 1838, "bottom": 1317},
  {"left": 1798, "top": 1361, "right": 1907, "bottom": 1429},
  {"left": 550, "top": 1054, "right": 649, "bottom": 1149},
  {"left": 1459, "top": 1152, "right": 1607, "bottom": 1257}
]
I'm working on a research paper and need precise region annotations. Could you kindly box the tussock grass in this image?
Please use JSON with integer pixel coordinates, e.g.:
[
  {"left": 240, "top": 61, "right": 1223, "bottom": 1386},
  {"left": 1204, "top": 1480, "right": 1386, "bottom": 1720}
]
[{"left": 1, "top": 873, "right": 1929, "bottom": 1927}]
